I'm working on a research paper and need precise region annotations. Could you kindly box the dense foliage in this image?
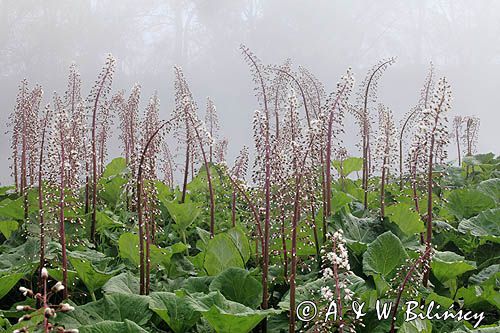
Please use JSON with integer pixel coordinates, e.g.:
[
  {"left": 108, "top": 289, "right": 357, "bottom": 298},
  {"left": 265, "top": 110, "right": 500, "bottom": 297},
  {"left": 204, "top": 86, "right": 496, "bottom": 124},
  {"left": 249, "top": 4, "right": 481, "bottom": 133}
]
[{"left": 0, "top": 51, "right": 498, "bottom": 333}]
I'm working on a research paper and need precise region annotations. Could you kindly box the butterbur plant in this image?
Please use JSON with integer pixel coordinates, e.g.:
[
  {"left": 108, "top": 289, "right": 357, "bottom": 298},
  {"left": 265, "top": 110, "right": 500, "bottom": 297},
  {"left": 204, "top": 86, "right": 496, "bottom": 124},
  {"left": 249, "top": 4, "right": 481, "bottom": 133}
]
[
  {"left": 375, "top": 104, "right": 397, "bottom": 218},
  {"left": 388, "top": 247, "right": 433, "bottom": 333},
  {"left": 452, "top": 115, "right": 464, "bottom": 166},
  {"left": 136, "top": 115, "right": 175, "bottom": 295},
  {"left": 463, "top": 115, "right": 480, "bottom": 177},
  {"left": 46, "top": 94, "right": 73, "bottom": 299},
  {"left": 309, "top": 230, "right": 361, "bottom": 333},
  {"left": 353, "top": 58, "right": 395, "bottom": 209},
  {"left": 241, "top": 44, "right": 273, "bottom": 313},
  {"left": 463, "top": 115, "right": 479, "bottom": 157},
  {"left": 88, "top": 54, "right": 116, "bottom": 243},
  {"left": 322, "top": 68, "right": 354, "bottom": 219},
  {"left": 399, "top": 63, "right": 433, "bottom": 189},
  {"left": 173, "top": 66, "right": 196, "bottom": 203},
  {"left": 412, "top": 77, "right": 451, "bottom": 285},
  {"left": 9, "top": 80, "right": 43, "bottom": 219},
  {"left": 204, "top": 97, "right": 219, "bottom": 163},
  {"left": 15, "top": 268, "right": 76, "bottom": 333},
  {"left": 230, "top": 146, "right": 249, "bottom": 227},
  {"left": 160, "top": 142, "right": 175, "bottom": 188},
  {"left": 37, "top": 104, "right": 51, "bottom": 293}
]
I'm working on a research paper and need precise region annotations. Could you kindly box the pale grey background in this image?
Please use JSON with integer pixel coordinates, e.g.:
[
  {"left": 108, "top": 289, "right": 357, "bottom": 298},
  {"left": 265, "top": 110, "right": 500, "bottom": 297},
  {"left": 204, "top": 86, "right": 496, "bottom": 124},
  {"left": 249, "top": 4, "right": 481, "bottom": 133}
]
[{"left": 0, "top": 0, "right": 498, "bottom": 184}]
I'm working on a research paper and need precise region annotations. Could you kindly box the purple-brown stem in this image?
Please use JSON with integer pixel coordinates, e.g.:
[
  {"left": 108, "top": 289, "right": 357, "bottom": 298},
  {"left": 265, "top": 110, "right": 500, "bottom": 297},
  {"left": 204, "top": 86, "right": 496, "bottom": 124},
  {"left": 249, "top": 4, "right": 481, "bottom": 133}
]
[
  {"left": 58, "top": 122, "right": 68, "bottom": 299},
  {"left": 137, "top": 117, "right": 176, "bottom": 294},
  {"left": 390, "top": 247, "right": 432, "bottom": 333},
  {"left": 37, "top": 106, "right": 50, "bottom": 294},
  {"left": 186, "top": 112, "right": 216, "bottom": 238}
]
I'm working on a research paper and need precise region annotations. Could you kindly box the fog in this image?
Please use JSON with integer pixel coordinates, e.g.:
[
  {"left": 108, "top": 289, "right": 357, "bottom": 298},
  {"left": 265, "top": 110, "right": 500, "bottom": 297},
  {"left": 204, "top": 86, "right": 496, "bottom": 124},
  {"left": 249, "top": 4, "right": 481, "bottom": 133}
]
[{"left": 1, "top": 0, "right": 498, "bottom": 184}]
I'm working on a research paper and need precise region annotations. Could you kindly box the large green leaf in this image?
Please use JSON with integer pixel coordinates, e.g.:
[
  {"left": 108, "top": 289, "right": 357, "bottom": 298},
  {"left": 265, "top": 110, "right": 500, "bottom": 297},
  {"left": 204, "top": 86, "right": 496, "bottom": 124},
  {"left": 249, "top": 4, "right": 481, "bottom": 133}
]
[
  {"left": 103, "top": 272, "right": 140, "bottom": 294},
  {"left": 163, "top": 200, "right": 201, "bottom": 232},
  {"left": 458, "top": 208, "right": 500, "bottom": 243},
  {"left": 226, "top": 227, "right": 251, "bottom": 264},
  {"left": 69, "top": 257, "right": 116, "bottom": 295},
  {"left": 363, "top": 231, "right": 408, "bottom": 277},
  {"left": 386, "top": 203, "right": 425, "bottom": 235},
  {"left": 57, "top": 293, "right": 152, "bottom": 327},
  {"left": 0, "top": 220, "right": 18, "bottom": 238},
  {"left": 398, "top": 318, "right": 432, "bottom": 333},
  {"left": 0, "top": 272, "right": 24, "bottom": 300},
  {"left": 209, "top": 268, "right": 262, "bottom": 308},
  {"left": 102, "top": 157, "right": 128, "bottom": 178},
  {"left": 186, "top": 291, "right": 280, "bottom": 333},
  {"left": 335, "top": 213, "right": 379, "bottom": 254},
  {"left": 0, "top": 198, "right": 24, "bottom": 220},
  {"left": 203, "top": 234, "right": 244, "bottom": 276},
  {"left": 331, "top": 190, "right": 353, "bottom": 215},
  {"left": 99, "top": 176, "right": 127, "bottom": 209},
  {"left": 149, "top": 291, "right": 201, "bottom": 333},
  {"left": 333, "top": 157, "right": 363, "bottom": 176},
  {"left": 446, "top": 189, "right": 495, "bottom": 219},
  {"left": 431, "top": 251, "right": 476, "bottom": 283},
  {"left": 477, "top": 178, "right": 500, "bottom": 204},
  {"left": 0, "top": 238, "right": 39, "bottom": 273},
  {"left": 79, "top": 320, "right": 148, "bottom": 333},
  {"left": 118, "top": 232, "right": 187, "bottom": 269}
]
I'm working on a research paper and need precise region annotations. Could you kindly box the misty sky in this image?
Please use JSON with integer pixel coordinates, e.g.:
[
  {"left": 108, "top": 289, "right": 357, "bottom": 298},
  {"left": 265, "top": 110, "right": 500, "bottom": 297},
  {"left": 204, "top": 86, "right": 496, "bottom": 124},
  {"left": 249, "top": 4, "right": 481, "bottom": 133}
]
[{"left": 0, "top": 0, "right": 498, "bottom": 184}]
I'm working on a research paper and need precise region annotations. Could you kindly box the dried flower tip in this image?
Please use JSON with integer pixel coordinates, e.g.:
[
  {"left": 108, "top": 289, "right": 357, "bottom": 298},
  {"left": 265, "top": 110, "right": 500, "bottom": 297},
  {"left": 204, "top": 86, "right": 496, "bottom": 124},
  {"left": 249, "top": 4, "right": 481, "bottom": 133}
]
[
  {"left": 18, "top": 286, "right": 33, "bottom": 297},
  {"left": 41, "top": 267, "right": 49, "bottom": 279},
  {"left": 44, "top": 307, "right": 56, "bottom": 318},
  {"left": 18, "top": 314, "right": 31, "bottom": 322},
  {"left": 16, "top": 305, "right": 31, "bottom": 311},
  {"left": 60, "top": 303, "right": 75, "bottom": 312},
  {"left": 52, "top": 281, "right": 65, "bottom": 293}
]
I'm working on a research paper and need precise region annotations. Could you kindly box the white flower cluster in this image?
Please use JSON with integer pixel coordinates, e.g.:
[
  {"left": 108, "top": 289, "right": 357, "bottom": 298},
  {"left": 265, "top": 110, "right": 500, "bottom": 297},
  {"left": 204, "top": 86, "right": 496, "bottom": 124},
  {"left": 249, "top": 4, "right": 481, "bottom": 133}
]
[{"left": 319, "top": 229, "right": 353, "bottom": 303}]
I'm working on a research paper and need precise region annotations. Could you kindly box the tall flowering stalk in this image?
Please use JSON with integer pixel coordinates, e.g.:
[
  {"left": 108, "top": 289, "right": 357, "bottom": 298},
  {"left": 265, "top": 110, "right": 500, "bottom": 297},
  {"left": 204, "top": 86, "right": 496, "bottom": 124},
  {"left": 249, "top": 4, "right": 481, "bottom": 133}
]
[
  {"left": 185, "top": 105, "right": 216, "bottom": 237},
  {"left": 463, "top": 115, "right": 480, "bottom": 177},
  {"left": 411, "top": 77, "right": 451, "bottom": 285},
  {"left": 140, "top": 92, "right": 162, "bottom": 291},
  {"left": 322, "top": 69, "right": 354, "bottom": 219},
  {"left": 389, "top": 247, "right": 432, "bottom": 333},
  {"left": 88, "top": 54, "right": 115, "bottom": 243},
  {"left": 353, "top": 58, "right": 395, "bottom": 209},
  {"left": 288, "top": 116, "right": 320, "bottom": 333},
  {"left": 230, "top": 147, "right": 249, "bottom": 227},
  {"left": 299, "top": 66, "right": 326, "bottom": 121},
  {"left": 37, "top": 104, "right": 51, "bottom": 293},
  {"left": 399, "top": 64, "right": 433, "bottom": 189},
  {"left": 47, "top": 94, "right": 72, "bottom": 299},
  {"left": 214, "top": 138, "right": 228, "bottom": 164},
  {"left": 310, "top": 230, "right": 360, "bottom": 333},
  {"left": 463, "top": 116, "right": 479, "bottom": 157},
  {"left": 9, "top": 80, "right": 43, "bottom": 219},
  {"left": 16, "top": 268, "right": 76, "bottom": 333},
  {"left": 173, "top": 66, "right": 196, "bottom": 203},
  {"left": 452, "top": 116, "right": 464, "bottom": 166},
  {"left": 173, "top": 67, "right": 216, "bottom": 237},
  {"left": 241, "top": 44, "right": 272, "bottom": 314},
  {"left": 205, "top": 97, "right": 219, "bottom": 163},
  {"left": 161, "top": 142, "right": 175, "bottom": 188},
  {"left": 119, "top": 84, "right": 141, "bottom": 165},
  {"left": 375, "top": 105, "right": 397, "bottom": 218},
  {"left": 271, "top": 60, "right": 293, "bottom": 139},
  {"left": 137, "top": 116, "right": 176, "bottom": 295}
]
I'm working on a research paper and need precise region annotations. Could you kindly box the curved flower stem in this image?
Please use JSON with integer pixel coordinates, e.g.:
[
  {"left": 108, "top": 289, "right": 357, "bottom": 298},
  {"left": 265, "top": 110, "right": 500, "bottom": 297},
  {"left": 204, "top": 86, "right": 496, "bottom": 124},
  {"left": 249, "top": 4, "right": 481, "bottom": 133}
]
[{"left": 137, "top": 116, "right": 177, "bottom": 295}]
